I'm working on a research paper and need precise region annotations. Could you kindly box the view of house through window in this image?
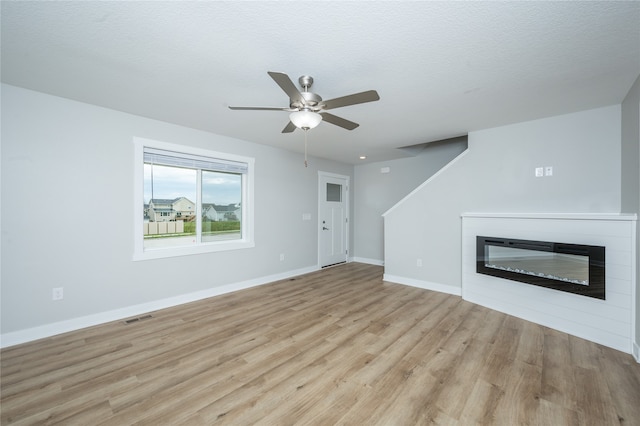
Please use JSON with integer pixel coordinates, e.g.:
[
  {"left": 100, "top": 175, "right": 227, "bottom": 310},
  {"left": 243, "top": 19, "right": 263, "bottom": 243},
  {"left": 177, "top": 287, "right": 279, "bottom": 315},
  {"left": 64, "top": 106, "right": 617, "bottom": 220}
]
[
  {"left": 201, "top": 170, "right": 242, "bottom": 243},
  {"left": 143, "top": 148, "right": 245, "bottom": 251}
]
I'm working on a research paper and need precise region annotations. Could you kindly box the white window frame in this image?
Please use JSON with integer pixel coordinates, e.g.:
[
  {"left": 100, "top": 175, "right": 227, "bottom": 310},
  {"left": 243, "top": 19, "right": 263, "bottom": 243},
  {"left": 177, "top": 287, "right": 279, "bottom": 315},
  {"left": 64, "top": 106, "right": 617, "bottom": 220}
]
[{"left": 133, "top": 137, "right": 255, "bottom": 261}]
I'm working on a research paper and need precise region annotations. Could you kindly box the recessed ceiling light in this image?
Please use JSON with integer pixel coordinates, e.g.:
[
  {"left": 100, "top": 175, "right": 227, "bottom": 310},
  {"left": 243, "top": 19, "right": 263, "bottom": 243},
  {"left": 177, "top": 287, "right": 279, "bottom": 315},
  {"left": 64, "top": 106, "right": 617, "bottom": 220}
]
[{"left": 359, "top": 156, "right": 367, "bottom": 160}]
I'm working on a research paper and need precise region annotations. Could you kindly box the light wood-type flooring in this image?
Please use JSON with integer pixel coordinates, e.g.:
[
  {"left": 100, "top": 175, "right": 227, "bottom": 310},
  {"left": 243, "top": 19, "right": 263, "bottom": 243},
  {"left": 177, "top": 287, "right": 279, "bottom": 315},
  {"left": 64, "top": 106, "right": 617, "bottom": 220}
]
[{"left": 2, "top": 263, "right": 639, "bottom": 425}]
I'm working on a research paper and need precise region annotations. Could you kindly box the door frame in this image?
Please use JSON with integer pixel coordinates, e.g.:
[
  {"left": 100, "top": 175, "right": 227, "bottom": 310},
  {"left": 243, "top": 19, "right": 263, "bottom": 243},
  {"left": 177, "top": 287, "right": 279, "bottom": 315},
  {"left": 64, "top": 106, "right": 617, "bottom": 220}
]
[{"left": 317, "top": 171, "right": 350, "bottom": 268}]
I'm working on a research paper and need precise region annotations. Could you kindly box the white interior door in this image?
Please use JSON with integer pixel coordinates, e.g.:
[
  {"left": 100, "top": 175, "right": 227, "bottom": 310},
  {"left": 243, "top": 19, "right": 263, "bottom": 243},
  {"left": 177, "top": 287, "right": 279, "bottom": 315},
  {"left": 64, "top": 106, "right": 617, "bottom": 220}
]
[{"left": 319, "top": 172, "right": 348, "bottom": 267}]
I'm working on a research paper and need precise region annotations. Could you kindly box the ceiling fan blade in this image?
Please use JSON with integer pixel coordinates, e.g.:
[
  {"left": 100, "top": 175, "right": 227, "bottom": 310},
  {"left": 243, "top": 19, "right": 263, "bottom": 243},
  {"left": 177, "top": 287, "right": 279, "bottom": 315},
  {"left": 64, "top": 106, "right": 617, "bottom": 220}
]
[
  {"left": 282, "top": 121, "right": 297, "bottom": 133},
  {"left": 228, "top": 106, "right": 290, "bottom": 111},
  {"left": 322, "top": 90, "right": 380, "bottom": 110},
  {"left": 268, "top": 71, "right": 304, "bottom": 104},
  {"left": 320, "top": 112, "right": 359, "bottom": 130}
]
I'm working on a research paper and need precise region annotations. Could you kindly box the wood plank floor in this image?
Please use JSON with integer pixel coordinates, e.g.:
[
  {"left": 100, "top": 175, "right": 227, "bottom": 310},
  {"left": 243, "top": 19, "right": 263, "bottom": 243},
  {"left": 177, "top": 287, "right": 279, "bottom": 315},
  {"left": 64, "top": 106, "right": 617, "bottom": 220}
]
[{"left": 2, "top": 262, "right": 639, "bottom": 425}]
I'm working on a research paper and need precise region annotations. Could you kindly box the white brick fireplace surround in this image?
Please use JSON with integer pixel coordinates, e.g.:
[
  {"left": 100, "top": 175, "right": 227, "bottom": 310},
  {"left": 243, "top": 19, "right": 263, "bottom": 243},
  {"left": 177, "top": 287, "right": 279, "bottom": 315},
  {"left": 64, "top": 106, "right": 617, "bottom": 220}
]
[{"left": 462, "top": 213, "right": 637, "bottom": 357}]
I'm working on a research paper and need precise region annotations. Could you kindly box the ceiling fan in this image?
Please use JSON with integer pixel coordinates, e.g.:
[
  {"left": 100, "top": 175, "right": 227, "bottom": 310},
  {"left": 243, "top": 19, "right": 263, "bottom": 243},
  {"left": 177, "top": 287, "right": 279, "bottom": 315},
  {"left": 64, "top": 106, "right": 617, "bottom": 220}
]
[{"left": 228, "top": 71, "right": 380, "bottom": 133}]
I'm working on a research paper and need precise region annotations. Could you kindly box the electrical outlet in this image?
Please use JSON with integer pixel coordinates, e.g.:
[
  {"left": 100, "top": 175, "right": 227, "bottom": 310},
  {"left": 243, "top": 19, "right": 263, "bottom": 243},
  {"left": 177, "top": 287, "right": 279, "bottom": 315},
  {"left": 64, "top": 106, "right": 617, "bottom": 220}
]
[
  {"left": 416, "top": 259, "right": 422, "bottom": 267},
  {"left": 535, "top": 167, "right": 544, "bottom": 177},
  {"left": 545, "top": 166, "right": 553, "bottom": 176},
  {"left": 52, "top": 287, "right": 63, "bottom": 301}
]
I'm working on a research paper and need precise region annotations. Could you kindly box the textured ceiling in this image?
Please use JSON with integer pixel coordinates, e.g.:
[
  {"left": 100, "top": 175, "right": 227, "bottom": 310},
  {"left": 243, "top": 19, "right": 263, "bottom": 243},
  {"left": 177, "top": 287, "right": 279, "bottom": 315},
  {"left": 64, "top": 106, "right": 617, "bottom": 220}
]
[{"left": 2, "top": 1, "right": 639, "bottom": 164}]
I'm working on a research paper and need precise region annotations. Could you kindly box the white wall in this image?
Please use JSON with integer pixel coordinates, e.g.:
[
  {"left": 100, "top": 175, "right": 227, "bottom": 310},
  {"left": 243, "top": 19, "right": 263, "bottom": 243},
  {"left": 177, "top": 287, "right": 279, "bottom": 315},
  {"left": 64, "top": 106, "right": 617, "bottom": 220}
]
[
  {"left": 0, "top": 84, "right": 353, "bottom": 342},
  {"left": 621, "top": 74, "right": 640, "bottom": 358},
  {"left": 353, "top": 138, "right": 467, "bottom": 264},
  {"left": 384, "top": 105, "right": 622, "bottom": 293}
]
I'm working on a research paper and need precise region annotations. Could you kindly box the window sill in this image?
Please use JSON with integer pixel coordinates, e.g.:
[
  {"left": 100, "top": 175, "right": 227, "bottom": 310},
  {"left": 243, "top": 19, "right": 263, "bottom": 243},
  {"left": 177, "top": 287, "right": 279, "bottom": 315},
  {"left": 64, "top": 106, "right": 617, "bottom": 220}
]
[{"left": 133, "top": 240, "right": 255, "bottom": 261}]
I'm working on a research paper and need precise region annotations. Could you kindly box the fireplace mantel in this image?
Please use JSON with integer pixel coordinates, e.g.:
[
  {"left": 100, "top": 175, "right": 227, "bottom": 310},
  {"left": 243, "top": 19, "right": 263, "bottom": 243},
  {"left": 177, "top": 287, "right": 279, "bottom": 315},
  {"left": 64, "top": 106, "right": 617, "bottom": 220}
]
[
  {"left": 462, "top": 212, "right": 636, "bottom": 221},
  {"left": 461, "top": 213, "right": 637, "bottom": 357}
]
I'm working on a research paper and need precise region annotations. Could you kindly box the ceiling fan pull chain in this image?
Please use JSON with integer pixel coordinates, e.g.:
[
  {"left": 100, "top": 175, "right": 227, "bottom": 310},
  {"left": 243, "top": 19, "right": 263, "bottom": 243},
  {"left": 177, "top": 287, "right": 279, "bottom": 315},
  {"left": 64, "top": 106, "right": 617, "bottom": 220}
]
[{"left": 304, "top": 129, "right": 308, "bottom": 168}]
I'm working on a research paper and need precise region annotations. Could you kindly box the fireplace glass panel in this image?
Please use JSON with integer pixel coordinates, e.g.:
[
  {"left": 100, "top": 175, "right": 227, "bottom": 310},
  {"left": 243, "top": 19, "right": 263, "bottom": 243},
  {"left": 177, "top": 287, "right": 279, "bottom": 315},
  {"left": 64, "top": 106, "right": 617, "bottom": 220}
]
[
  {"left": 485, "top": 246, "right": 589, "bottom": 286},
  {"left": 476, "top": 236, "right": 605, "bottom": 300}
]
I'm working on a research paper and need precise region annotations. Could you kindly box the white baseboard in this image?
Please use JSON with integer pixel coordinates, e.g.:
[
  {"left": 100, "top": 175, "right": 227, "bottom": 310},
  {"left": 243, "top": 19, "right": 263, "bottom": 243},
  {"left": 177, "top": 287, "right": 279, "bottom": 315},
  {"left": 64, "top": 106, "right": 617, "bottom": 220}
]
[
  {"left": 383, "top": 274, "right": 462, "bottom": 296},
  {"left": 633, "top": 341, "right": 640, "bottom": 363},
  {"left": 351, "top": 256, "right": 384, "bottom": 266},
  {"left": 0, "top": 265, "right": 319, "bottom": 349}
]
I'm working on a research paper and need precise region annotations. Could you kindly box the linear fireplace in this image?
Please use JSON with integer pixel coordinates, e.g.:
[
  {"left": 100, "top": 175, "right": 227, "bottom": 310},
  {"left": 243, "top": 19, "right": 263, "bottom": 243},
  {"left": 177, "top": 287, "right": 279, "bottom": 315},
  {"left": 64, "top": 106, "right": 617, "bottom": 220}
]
[{"left": 476, "top": 236, "right": 605, "bottom": 300}]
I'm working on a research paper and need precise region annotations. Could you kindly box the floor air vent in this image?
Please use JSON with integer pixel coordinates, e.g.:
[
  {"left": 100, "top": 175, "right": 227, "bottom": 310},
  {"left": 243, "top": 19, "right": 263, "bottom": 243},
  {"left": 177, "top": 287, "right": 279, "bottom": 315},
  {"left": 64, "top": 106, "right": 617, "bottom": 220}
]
[{"left": 123, "top": 314, "right": 153, "bottom": 324}]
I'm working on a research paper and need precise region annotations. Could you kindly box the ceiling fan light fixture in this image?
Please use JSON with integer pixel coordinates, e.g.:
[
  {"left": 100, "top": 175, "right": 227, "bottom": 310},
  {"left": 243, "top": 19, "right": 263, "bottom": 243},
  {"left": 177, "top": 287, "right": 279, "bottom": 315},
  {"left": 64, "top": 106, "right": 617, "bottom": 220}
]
[{"left": 290, "top": 110, "right": 322, "bottom": 130}]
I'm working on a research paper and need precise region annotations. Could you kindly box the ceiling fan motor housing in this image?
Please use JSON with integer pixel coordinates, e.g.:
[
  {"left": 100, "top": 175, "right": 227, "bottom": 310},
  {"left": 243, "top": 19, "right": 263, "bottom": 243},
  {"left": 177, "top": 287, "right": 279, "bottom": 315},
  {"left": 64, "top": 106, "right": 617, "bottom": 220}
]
[
  {"left": 289, "top": 76, "right": 322, "bottom": 109},
  {"left": 293, "top": 91, "right": 322, "bottom": 109}
]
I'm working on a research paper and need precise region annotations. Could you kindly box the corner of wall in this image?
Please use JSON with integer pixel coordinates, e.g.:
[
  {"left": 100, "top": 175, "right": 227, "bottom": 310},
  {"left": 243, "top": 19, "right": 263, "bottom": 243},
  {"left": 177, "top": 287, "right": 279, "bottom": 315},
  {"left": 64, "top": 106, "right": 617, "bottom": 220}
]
[{"left": 621, "top": 73, "right": 640, "bottom": 360}]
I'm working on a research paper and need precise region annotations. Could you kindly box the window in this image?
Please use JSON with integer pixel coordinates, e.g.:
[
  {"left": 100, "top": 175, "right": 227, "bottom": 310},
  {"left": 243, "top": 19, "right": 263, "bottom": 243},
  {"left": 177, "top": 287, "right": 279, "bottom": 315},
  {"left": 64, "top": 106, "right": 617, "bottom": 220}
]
[
  {"left": 326, "top": 183, "right": 342, "bottom": 202},
  {"left": 134, "top": 137, "right": 254, "bottom": 260}
]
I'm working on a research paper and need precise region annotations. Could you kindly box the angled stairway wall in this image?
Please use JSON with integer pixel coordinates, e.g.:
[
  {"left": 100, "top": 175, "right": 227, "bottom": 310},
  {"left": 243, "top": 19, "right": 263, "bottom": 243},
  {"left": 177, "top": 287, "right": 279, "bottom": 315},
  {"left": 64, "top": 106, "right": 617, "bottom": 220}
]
[{"left": 353, "top": 137, "right": 468, "bottom": 265}]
